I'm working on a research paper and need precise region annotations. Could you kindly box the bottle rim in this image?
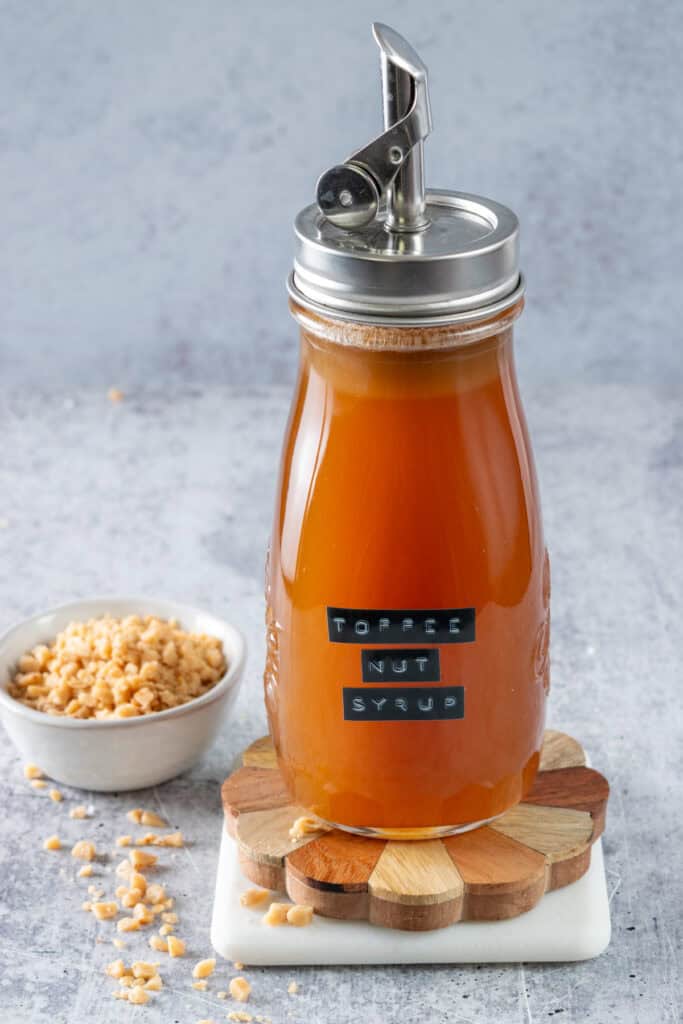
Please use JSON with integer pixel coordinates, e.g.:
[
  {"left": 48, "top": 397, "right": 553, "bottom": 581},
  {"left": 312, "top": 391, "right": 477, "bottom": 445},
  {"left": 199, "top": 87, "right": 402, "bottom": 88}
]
[{"left": 289, "top": 291, "right": 524, "bottom": 352}]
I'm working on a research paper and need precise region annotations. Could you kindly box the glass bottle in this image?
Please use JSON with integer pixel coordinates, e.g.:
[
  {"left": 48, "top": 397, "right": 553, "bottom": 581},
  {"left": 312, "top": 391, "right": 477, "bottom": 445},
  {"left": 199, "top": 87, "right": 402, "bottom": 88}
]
[{"left": 264, "top": 24, "right": 549, "bottom": 839}]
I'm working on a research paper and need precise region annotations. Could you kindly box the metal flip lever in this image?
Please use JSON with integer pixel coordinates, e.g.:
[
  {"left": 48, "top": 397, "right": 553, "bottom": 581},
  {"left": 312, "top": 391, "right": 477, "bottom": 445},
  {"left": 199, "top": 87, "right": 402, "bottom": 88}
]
[{"left": 316, "top": 23, "right": 433, "bottom": 231}]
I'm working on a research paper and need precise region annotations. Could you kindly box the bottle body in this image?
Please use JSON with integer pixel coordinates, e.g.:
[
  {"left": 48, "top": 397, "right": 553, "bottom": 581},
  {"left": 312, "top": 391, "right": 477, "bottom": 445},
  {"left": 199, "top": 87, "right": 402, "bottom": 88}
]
[{"left": 265, "top": 304, "right": 549, "bottom": 836}]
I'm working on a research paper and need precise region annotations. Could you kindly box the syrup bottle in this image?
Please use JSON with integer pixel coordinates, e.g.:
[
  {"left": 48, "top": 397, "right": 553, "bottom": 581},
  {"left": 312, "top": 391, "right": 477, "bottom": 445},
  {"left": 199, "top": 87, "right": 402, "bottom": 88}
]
[{"left": 264, "top": 24, "right": 549, "bottom": 838}]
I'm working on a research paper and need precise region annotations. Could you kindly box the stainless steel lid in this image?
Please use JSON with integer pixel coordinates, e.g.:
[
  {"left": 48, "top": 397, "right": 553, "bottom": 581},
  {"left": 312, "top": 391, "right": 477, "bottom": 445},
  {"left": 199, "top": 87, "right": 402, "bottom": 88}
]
[{"left": 289, "top": 24, "right": 524, "bottom": 327}]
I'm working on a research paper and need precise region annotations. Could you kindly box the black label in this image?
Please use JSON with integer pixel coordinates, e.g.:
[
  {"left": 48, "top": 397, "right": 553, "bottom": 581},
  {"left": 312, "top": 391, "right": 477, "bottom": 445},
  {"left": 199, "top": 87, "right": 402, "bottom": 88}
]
[
  {"left": 343, "top": 686, "right": 465, "bottom": 721},
  {"left": 327, "top": 607, "right": 475, "bottom": 644},
  {"left": 361, "top": 648, "right": 440, "bottom": 682}
]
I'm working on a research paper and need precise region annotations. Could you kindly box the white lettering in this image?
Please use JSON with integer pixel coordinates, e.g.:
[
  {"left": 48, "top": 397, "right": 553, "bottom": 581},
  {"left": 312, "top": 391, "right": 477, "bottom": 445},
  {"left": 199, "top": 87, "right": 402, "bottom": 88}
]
[
  {"left": 417, "top": 697, "right": 434, "bottom": 712},
  {"left": 449, "top": 617, "right": 461, "bottom": 634},
  {"left": 443, "top": 696, "right": 457, "bottom": 709},
  {"left": 333, "top": 617, "right": 346, "bottom": 633},
  {"left": 355, "top": 619, "right": 370, "bottom": 635},
  {"left": 424, "top": 618, "right": 437, "bottom": 634},
  {"left": 368, "top": 659, "right": 384, "bottom": 675},
  {"left": 371, "top": 697, "right": 387, "bottom": 711},
  {"left": 392, "top": 659, "right": 407, "bottom": 674},
  {"left": 402, "top": 618, "right": 414, "bottom": 632},
  {"left": 415, "top": 656, "right": 429, "bottom": 673},
  {"left": 379, "top": 617, "right": 390, "bottom": 632},
  {"left": 394, "top": 698, "right": 408, "bottom": 712},
  {"left": 351, "top": 697, "right": 365, "bottom": 712}
]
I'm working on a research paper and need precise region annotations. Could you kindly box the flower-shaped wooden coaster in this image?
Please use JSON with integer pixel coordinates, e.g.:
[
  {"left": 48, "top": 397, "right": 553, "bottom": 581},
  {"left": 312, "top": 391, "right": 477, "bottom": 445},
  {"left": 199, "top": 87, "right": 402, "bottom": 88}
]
[{"left": 221, "top": 731, "right": 609, "bottom": 932}]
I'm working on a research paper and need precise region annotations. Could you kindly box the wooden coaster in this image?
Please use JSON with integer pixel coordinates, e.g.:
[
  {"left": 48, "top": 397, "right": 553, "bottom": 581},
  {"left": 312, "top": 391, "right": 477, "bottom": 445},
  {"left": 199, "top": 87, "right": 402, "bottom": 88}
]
[{"left": 221, "top": 731, "right": 609, "bottom": 932}]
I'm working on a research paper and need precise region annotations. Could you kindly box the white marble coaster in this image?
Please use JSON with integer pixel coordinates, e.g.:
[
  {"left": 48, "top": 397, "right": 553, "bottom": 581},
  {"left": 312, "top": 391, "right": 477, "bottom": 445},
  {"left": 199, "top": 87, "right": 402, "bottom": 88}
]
[{"left": 210, "top": 828, "right": 610, "bottom": 965}]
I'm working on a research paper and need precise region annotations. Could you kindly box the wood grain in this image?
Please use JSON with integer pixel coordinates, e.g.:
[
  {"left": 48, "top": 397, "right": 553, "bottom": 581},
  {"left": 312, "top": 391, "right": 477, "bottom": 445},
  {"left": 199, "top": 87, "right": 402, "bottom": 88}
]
[
  {"left": 367, "top": 840, "right": 463, "bottom": 930},
  {"left": 236, "top": 803, "right": 318, "bottom": 866},
  {"left": 547, "top": 846, "right": 593, "bottom": 891},
  {"left": 221, "top": 766, "right": 290, "bottom": 818},
  {"left": 285, "top": 872, "right": 371, "bottom": 922},
  {"left": 443, "top": 827, "right": 546, "bottom": 892},
  {"left": 285, "top": 831, "right": 387, "bottom": 921},
  {"left": 523, "top": 766, "right": 609, "bottom": 838},
  {"left": 368, "top": 840, "right": 464, "bottom": 905},
  {"left": 491, "top": 802, "right": 595, "bottom": 889},
  {"left": 238, "top": 849, "right": 286, "bottom": 892},
  {"left": 241, "top": 735, "right": 278, "bottom": 770},
  {"left": 491, "top": 803, "right": 594, "bottom": 861},
  {"left": 539, "top": 730, "right": 587, "bottom": 771},
  {"left": 286, "top": 830, "right": 386, "bottom": 892},
  {"left": 443, "top": 827, "right": 548, "bottom": 920},
  {"left": 369, "top": 895, "right": 464, "bottom": 931}
]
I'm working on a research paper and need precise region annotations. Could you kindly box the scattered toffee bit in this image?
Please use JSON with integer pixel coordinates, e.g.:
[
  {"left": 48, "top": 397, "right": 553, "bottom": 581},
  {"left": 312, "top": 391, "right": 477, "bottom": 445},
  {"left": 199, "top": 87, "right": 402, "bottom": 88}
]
[{"left": 229, "top": 976, "right": 252, "bottom": 1003}]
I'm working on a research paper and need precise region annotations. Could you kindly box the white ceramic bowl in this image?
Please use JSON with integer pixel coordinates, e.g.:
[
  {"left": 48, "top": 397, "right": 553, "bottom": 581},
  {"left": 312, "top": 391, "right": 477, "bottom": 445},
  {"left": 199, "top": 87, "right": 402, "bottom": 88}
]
[{"left": 0, "top": 597, "right": 246, "bottom": 792}]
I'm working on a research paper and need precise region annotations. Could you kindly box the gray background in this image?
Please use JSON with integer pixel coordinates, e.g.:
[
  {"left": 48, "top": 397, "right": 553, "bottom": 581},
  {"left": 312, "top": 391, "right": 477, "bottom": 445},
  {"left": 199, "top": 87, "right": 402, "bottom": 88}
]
[
  {"left": 0, "top": 3, "right": 681, "bottom": 1023},
  {"left": 1, "top": 0, "right": 682, "bottom": 392}
]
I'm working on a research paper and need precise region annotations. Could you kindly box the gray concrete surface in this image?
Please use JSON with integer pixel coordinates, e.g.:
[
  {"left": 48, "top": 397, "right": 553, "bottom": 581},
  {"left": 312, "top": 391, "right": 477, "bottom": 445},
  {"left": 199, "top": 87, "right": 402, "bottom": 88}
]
[
  {"left": 1, "top": 0, "right": 682, "bottom": 394},
  {"left": 0, "top": 383, "right": 680, "bottom": 1023},
  {"left": 1, "top": 2, "right": 681, "bottom": 1019}
]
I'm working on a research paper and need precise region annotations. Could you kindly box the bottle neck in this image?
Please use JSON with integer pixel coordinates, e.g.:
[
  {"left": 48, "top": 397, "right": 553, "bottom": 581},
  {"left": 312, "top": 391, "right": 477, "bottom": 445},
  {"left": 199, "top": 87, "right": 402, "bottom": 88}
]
[
  {"left": 292, "top": 301, "right": 523, "bottom": 401},
  {"left": 289, "top": 297, "right": 524, "bottom": 352}
]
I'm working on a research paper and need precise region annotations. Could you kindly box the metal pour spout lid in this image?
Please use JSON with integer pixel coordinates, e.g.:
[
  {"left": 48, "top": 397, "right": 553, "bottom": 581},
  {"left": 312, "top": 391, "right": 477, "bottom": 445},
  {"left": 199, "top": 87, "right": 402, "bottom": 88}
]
[{"left": 289, "top": 24, "right": 524, "bottom": 326}]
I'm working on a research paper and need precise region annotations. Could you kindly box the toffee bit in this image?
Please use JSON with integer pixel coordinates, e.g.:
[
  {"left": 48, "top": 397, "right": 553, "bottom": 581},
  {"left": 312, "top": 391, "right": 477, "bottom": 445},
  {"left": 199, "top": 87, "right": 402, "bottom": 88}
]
[
  {"left": 240, "top": 888, "right": 270, "bottom": 909},
  {"left": 229, "top": 977, "right": 251, "bottom": 1003}
]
